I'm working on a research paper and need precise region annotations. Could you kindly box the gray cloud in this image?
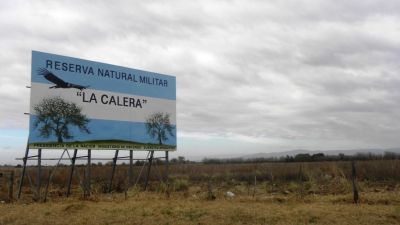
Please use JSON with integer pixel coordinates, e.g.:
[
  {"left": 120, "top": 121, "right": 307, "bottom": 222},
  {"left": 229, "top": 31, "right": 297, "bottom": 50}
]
[{"left": 1, "top": 0, "right": 400, "bottom": 154}]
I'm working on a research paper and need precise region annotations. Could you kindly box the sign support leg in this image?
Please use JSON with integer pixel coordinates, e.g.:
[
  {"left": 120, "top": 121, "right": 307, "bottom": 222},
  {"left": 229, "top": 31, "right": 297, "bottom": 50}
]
[
  {"left": 36, "top": 148, "right": 42, "bottom": 201},
  {"left": 66, "top": 149, "right": 78, "bottom": 197},
  {"left": 129, "top": 150, "right": 133, "bottom": 187},
  {"left": 17, "top": 143, "right": 29, "bottom": 199},
  {"left": 109, "top": 150, "right": 119, "bottom": 193},
  {"left": 44, "top": 149, "right": 66, "bottom": 202},
  {"left": 86, "top": 149, "right": 91, "bottom": 197},
  {"left": 165, "top": 151, "right": 169, "bottom": 182},
  {"left": 144, "top": 151, "right": 154, "bottom": 191}
]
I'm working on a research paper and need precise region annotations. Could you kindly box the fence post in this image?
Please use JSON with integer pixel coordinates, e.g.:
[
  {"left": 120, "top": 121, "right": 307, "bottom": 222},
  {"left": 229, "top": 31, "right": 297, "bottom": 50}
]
[
  {"left": 299, "top": 164, "right": 305, "bottom": 197},
  {"left": 252, "top": 175, "right": 257, "bottom": 198},
  {"left": 207, "top": 179, "right": 215, "bottom": 200},
  {"left": 8, "top": 171, "right": 14, "bottom": 202},
  {"left": 44, "top": 170, "right": 52, "bottom": 202},
  {"left": 351, "top": 161, "right": 359, "bottom": 204}
]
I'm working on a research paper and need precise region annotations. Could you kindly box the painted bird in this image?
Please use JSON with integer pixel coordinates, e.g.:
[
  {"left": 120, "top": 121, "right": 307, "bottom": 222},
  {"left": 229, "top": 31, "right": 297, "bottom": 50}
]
[{"left": 37, "top": 68, "right": 89, "bottom": 90}]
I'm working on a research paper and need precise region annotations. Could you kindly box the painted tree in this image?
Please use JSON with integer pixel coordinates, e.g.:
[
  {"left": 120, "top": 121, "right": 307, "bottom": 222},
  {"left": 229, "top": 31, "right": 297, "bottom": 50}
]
[
  {"left": 33, "top": 96, "right": 90, "bottom": 143},
  {"left": 145, "top": 112, "right": 174, "bottom": 145}
]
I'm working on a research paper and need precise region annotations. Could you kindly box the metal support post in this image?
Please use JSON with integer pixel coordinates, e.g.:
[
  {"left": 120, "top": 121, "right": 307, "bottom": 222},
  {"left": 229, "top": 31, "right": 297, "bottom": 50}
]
[
  {"left": 109, "top": 150, "right": 119, "bottom": 192},
  {"left": 87, "top": 149, "right": 91, "bottom": 196},
  {"left": 17, "top": 143, "right": 29, "bottom": 199},
  {"left": 165, "top": 151, "right": 169, "bottom": 182},
  {"left": 129, "top": 150, "right": 133, "bottom": 187},
  {"left": 144, "top": 151, "right": 154, "bottom": 191},
  {"left": 37, "top": 148, "right": 42, "bottom": 201},
  {"left": 66, "top": 149, "right": 78, "bottom": 197},
  {"left": 44, "top": 149, "right": 66, "bottom": 202}
]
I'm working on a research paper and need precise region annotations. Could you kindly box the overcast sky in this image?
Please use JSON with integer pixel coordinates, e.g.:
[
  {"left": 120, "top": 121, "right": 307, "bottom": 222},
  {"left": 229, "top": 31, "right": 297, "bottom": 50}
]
[{"left": 1, "top": 0, "right": 400, "bottom": 163}]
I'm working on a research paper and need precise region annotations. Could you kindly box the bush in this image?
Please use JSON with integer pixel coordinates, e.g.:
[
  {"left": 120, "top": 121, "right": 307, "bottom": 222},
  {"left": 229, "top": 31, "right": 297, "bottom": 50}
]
[{"left": 172, "top": 179, "right": 189, "bottom": 192}]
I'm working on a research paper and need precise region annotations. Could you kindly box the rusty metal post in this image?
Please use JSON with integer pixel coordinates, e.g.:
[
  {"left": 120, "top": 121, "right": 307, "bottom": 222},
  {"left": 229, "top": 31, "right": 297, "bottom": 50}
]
[
  {"left": 66, "top": 149, "right": 78, "bottom": 197},
  {"left": 108, "top": 150, "right": 119, "bottom": 193},
  {"left": 165, "top": 151, "right": 169, "bottom": 182},
  {"left": 37, "top": 148, "right": 42, "bottom": 201},
  {"left": 144, "top": 151, "right": 154, "bottom": 190},
  {"left": 87, "top": 149, "right": 91, "bottom": 196},
  {"left": 17, "top": 143, "right": 29, "bottom": 199},
  {"left": 128, "top": 150, "right": 133, "bottom": 187}
]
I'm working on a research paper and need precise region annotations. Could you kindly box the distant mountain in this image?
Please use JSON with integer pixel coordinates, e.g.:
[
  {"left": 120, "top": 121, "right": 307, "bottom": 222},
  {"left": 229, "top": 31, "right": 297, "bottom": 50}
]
[{"left": 241, "top": 148, "right": 400, "bottom": 159}]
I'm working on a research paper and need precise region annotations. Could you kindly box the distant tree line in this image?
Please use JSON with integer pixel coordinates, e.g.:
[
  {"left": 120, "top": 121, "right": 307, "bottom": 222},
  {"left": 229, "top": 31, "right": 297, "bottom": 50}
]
[
  {"left": 4, "top": 152, "right": 400, "bottom": 167},
  {"left": 202, "top": 152, "right": 400, "bottom": 164}
]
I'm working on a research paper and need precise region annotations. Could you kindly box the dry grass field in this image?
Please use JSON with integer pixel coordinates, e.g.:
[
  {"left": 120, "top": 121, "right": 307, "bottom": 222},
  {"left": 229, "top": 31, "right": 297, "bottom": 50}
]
[
  {"left": 1, "top": 190, "right": 400, "bottom": 225},
  {"left": 1, "top": 160, "right": 400, "bottom": 224}
]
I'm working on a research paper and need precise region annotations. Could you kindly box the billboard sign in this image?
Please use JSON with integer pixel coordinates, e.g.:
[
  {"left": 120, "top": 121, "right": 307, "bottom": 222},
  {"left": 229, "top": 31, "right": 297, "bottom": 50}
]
[{"left": 29, "top": 51, "right": 176, "bottom": 150}]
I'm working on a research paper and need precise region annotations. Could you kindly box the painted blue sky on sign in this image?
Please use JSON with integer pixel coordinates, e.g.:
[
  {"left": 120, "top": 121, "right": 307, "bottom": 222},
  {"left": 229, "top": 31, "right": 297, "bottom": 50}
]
[
  {"left": 32, "top": 51, "right": 176, "bottom": 100},
  {"left": 29, "top": 116, "right": 176, "bottom": 146}
]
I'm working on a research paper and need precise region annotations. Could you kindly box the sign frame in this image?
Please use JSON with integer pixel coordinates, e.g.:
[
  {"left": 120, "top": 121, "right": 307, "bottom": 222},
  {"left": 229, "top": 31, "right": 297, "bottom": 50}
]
[{"left": 28, "top": 51, "right": 177, "bottom": 151}]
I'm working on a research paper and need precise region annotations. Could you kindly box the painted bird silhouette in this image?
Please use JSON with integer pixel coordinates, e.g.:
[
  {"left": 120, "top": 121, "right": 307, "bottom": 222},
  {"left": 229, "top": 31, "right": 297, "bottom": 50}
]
[{"left": 37, "top": 68, "right": 89, "bottom": 90}]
